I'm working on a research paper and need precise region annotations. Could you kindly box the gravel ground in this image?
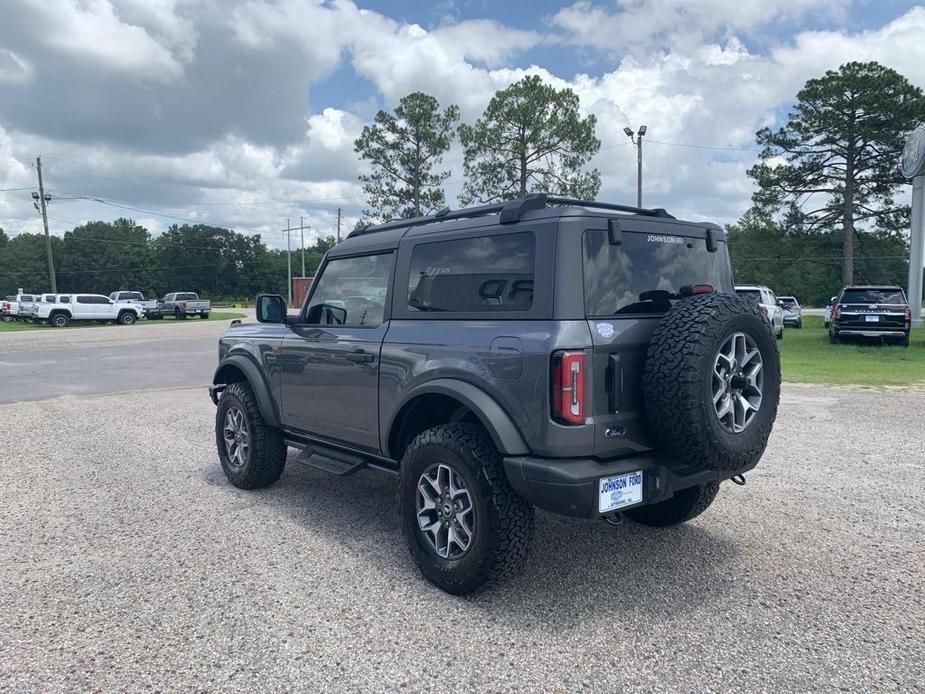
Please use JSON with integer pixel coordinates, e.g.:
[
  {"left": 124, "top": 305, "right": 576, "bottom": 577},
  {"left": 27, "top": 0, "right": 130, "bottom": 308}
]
[{"left": 1, "top": 384, "right": 923, "bottom": 692}]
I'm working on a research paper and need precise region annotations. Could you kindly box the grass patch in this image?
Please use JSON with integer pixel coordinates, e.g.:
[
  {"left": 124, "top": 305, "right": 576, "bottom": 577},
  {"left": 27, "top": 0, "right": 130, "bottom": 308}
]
[
  {"left": 780, "top": 315, "right": 924, "bottom": 386},
  {"left": 0, "top": 311, "right": 244, "bottom": 332}
]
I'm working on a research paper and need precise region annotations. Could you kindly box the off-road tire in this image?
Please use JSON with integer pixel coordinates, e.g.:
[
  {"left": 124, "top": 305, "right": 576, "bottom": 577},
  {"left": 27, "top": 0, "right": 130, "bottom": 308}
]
[
  {"left": 118, "top": 311, "right": 136, "bottom": 325},
  {"left": 643, "top": 293, "right": 780, "bottom": 473},
  {"left": 829, "top": 330, "right": 839, "bottom": 344},
  {"left": 49, "top": 312, "right": 70, "bottom": 328},
  {"left": 624, "top": 482, "right": 719, "bottom": 527},
  {"left": 215, "top": 381, "right": 286, "bottom": 489},
  {"left": 399, "top": 423, "right": 533, "bottom": 595}
]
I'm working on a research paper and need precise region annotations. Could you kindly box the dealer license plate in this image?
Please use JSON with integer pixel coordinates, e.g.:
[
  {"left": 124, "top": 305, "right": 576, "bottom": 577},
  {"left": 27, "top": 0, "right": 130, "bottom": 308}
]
[
  {"left": 598, "top": 471, "right": 643, "bottom": 513},
  {"left": 865, "top": 314, "right": 879, "bottom": 322}
]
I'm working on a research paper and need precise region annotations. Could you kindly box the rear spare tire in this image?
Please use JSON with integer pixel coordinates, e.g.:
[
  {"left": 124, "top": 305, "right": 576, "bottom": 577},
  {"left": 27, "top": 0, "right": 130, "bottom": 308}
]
[{"left": 643, "top": 293, "right": 780, "bottom": 473}]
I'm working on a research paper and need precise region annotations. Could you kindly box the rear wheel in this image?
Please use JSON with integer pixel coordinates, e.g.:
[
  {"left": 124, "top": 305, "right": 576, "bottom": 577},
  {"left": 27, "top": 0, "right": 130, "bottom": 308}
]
[
  {"left": 200, "top": 313, "right": 210, "bottom": 319},
  {"left": 215, "top": 382, "right": 286, "bottom": 489},
  {"left": 399, "top": 423, "right": 533, "bottom": 595},
  {"left": 795, "top": 319, "right": 802, "bottom": 329},
  {"left": 50, "top": 312, "right": 70, "bottom": 328},
  {"left": 625, "top": 482, "right": 719, "bottom": 527},
  {"left": 175, "top": 309, "right": 186, "bottom": 320}
]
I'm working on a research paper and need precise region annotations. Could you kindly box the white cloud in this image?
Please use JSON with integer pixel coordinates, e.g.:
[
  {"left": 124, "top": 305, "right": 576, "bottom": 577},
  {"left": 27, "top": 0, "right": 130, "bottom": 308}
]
[{"left": 20, "top": 0, "right": 193, "bottom": 81}]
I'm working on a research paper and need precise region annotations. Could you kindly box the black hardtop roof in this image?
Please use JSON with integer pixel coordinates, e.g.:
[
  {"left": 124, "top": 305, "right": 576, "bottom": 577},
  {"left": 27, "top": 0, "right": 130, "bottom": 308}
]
[
  {"left": 842, "top": 285, "right": 903, "bottom": 290},
  {"left": 332, "top": 194, "right": 723, "bottom": 257}
]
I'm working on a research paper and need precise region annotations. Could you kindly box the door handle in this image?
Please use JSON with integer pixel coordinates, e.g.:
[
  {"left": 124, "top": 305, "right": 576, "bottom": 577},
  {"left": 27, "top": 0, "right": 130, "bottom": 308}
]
[{"left": 345, "top": 350, "right": 375, "bottom": 364}]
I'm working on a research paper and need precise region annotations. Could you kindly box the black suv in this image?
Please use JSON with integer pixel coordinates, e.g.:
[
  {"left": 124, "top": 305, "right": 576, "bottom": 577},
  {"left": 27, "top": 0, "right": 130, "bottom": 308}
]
[
  {"left": 209, "top": 194, "right": 780, "bottom": 594},
  {"left": 829, "top": 285, "right": 911, "bottom": 347}
]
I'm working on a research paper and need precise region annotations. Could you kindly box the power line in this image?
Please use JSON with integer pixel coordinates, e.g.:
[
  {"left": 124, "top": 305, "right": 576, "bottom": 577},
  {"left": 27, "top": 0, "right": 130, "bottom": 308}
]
[
  {"left": 0, "top": 187, "right": 34, "bottom": 193},
  {"left": 646, "top": 139, "right": 760, "bottom": 153},
  {"left": 0, "top": 262, "right": 220, "bottom": 278}
]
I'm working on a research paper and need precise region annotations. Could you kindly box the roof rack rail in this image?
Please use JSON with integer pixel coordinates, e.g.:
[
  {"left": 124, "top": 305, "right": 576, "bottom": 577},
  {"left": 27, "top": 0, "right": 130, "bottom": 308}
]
[
  {"left": 347, "top": 192, "right": 673, "bottom": 238},
  {"left": 544, "top": 196, "right": 675, "bottom": 219}
]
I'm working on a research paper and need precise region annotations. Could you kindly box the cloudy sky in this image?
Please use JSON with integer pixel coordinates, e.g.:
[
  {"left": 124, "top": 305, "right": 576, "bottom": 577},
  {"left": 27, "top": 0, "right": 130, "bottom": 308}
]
[{"left": 1, "top": 0, "right": 924, "bottom": 249}]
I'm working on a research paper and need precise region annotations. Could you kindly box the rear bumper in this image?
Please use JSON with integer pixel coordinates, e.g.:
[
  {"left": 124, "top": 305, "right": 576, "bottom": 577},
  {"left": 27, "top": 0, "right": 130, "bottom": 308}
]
[
  {"left": 503, "top": 453, "right": 752, "bottom": 518},
  {"left": 783, "top": 316, "right": 801, "bottom": 325},
  {"left": 834, "top": 328, "right": 908, "bottom": 338}
]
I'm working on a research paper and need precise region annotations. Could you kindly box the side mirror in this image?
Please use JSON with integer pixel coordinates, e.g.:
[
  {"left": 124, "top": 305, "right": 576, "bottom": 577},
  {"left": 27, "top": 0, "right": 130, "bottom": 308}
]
[
  {"left": 256, "top": 294, "right": 287, "bottom": 323},
  {"left": 830, "top": 296, "right": 837, "bottom": 303}
]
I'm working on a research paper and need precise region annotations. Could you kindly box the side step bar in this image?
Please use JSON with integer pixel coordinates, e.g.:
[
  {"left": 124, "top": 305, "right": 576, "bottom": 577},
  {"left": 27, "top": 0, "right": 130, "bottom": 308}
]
[{"left": 287, "top": 437, "right": 398, "bottom": 476}]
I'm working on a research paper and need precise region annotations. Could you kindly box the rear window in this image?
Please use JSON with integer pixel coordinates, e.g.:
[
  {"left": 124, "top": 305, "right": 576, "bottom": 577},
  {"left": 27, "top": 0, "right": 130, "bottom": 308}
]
[
  {"left": 841, "top": 288, "right": 906, "bottom": 304},
  {"left": 119, "top": 292, "right": 144, "bottom": 301},
  {"left": 407, "top": 232, "right": 535, "bottom": 313},
  {"left": 779, "top": 297, "right": 798, "bottom": 307},
  {"left": 176, "top": 293, "right": 199, "bottom": 301},
  {"left": 583, "top": 230, "right": 733, "bottom": 316},
  {"left": 735, "top": 289, "right": 763, "bottom": 303}
]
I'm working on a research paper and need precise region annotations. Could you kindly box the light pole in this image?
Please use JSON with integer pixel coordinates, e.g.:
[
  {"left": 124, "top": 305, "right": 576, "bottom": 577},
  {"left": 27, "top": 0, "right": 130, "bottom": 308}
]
[
  {"left": 901, "top": 123, "right": 925, "bottom": 327},
  {"left": 623, "top": 125, "right": 647, "bottom": 208}
]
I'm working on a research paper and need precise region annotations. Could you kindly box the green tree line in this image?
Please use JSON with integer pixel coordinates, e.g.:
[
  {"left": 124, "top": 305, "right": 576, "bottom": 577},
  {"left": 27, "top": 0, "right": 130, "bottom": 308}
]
[{"left": 0, "top": 219, "right": 334, "bottom": 301}]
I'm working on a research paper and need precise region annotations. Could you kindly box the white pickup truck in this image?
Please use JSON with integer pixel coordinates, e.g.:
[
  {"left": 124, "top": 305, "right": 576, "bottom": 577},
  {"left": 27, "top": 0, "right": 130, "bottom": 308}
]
[
  {"left": 109, "top": 290, "right": 158, "bottom": 316},
  {"left": 35, "top": 293, "right": 145, "bottom": 328},
  {"left": 1, "top": 295, "right": 18, "bottom": 322}
]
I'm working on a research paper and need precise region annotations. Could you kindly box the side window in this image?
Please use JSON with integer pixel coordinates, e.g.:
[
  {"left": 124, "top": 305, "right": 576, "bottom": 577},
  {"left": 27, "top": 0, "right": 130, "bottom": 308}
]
[
  {"left": 59, "top": 296, "right": 70, "bottom": 303},
  {"left": 305, "top": 253, "right": 394, "bottom": 326},
  {"left": 407, "top": 232, "right": 535, "bottom": 313},
  {"left": 76, "top": 296, "right": 92, "bottom": 304}
]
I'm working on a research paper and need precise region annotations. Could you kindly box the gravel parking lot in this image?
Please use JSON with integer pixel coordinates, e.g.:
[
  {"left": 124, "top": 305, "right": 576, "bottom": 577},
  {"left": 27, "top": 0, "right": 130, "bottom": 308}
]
[{"left": 0, "top": 328, "right": 923, "bottom": 692}]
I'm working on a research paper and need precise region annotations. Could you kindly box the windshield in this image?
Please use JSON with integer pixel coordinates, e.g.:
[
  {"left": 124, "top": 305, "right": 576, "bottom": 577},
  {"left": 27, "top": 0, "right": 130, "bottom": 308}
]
[
  {"left": 583, "top": 230, "right": 733, "bottom": 316},
  {"left": 841, "top": 288, "right": 906, "bottom": 304}
]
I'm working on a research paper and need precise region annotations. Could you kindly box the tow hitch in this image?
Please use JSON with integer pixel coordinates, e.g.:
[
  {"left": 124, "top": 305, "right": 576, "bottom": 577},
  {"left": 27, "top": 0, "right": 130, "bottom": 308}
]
[
  {"left": 731, "top": 474, "right": 746, "bottom": 486},
  {"left": 602, "top": 512, "right": 624, "bottom": 527}
]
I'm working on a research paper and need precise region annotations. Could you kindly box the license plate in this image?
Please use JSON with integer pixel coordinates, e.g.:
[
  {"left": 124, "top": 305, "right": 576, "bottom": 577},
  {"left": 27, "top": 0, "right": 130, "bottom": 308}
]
[
  {"left": 599, "top": 471, "right": 643, "bottom": 513},
  {"left": 865, "top": 314, "right": 879, "bottom": 322}
]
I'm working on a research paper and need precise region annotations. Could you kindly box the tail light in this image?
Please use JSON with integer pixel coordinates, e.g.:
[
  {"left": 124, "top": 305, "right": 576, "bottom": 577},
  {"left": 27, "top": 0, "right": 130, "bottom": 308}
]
[
  {"left": 551, "top": 351, "right": 587, "bottom": 425},
  {"left": 905, "top": 306, "right": 912, "bottom": 322},
  {"left": 833, "top": 306, "right": 841, "bottom": 320},
  {"left": 758, "top": 304, "right": 768, "bottom": 317}
]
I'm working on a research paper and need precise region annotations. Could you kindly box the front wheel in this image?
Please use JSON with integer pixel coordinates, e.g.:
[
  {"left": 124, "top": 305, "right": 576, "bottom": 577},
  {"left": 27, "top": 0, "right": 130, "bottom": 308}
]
[
  {"left": 625, "top": 482, "right": 719, "bottom": 527},
  {"left": 50, "top": 313, "right": 70, "bottom": 328},
  {"left": 215, "top": 382, "right": 286, "bottom": 489},
  {"left": 399, "top": 423, "right": 534, "bottom": 595},
  {"left": 829, "top": 330, "right": 839, "bottom": 344},
  {"left": 175, "top": 309, "right": 186, "bottom": 320},
  {"left": 118, "top": 311, "right": 136, "bottom": 325},
  {"left": 200, "top": 313, "right": 210, "bottom": 319}
]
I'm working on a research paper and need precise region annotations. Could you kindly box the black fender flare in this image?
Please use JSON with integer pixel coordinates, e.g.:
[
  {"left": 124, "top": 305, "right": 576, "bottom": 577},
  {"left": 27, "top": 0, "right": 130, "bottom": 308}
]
[
  {"left": 387, "top": 378, "right": 529, "bottom": 457},
  {"left": 212, "top": 354, "right": 280, "bottom": 428}
]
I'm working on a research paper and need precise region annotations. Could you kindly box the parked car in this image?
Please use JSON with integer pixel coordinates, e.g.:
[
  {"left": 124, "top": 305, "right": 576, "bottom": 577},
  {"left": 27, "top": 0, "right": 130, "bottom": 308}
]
[
  {"left": 148, "top": 292, "right": 211, "bottom": 320},
  {"left": 208, "top": 194, "right": 781, "bottom": 594},
  {"left": 829, "top": 285, "right": 911, "bottom": 347},
  {"left": 109, "top": 291, "right": 157, "bottom": 316},
  {"left": 16, "top": 293, "right": 40, "bottom": 322},
  {"left": 823, "top": 296, "right": 837, "bottom": 327},
  {"left": 1, "top": 296, "right": 18, "bottom": 322},
  {"left": 777, "top": 295, "right": 802, "bottom": 328},
  {"left": 734, "top": 285, "right": 784, "bottom": 339},
  {"left": 34, "top": 294, "right": 144, "bottom": 328}
]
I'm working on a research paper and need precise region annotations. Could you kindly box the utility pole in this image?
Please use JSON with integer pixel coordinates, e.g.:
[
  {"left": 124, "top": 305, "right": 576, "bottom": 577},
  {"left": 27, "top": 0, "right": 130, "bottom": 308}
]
[
  {"left": 336, "top": 207, "right": 341, "bottom": 243},
  {"left": 623, "top": 125, "right": 647, "bottom": 208},
  {"left": 286, "top": 218, "right": 291, "bottom": 307},
  {"left": 300, "top": 216, "right": 305, "bottom": 278},
  {"left": 33, "top": 157, "right": 57, "bottom": 293}
]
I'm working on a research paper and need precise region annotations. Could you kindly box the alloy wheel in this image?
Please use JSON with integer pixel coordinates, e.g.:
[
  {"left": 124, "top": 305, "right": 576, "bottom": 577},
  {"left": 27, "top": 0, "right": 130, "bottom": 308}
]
[
  {"left": 416, "top": 463, "right": 475, "bottom": 559},
  {"left": 711, "top": 332, "right": 764, "bottom": 433},
  {"left": 222, "top": 406, "right": 250, "bottom": 468}
]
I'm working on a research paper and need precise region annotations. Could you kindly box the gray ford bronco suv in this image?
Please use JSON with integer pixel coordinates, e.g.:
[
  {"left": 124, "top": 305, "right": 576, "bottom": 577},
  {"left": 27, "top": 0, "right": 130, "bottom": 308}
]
[{"left": 209, "top": 194, "right": 780, "bottom": 594}]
